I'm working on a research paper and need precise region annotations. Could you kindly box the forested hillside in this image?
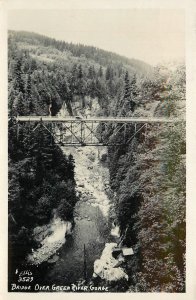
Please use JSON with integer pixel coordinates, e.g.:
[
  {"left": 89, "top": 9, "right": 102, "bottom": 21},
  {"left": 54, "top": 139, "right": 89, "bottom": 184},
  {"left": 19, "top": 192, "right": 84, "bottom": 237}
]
[
  {"left": 106, "top": 65, "right": 186, "bottom": 292},
  {"left": 8, "top": 32, "right": 78, "bottom": 269},
  {"left": 8, "top": 30, "right": 153, "bottom": 117},
  {"left": 8, "top": 31, "right": 185, "bottom": 292}
]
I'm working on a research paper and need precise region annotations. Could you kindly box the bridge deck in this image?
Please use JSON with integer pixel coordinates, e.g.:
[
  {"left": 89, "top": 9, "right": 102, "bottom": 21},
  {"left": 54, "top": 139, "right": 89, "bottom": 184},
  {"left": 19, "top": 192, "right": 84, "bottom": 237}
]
[
  {"left": 12, "top": 115, "right": 184, "bottom": 146},
  {"left": 16, "top": 116, "right": 177, "bottom": 123}
]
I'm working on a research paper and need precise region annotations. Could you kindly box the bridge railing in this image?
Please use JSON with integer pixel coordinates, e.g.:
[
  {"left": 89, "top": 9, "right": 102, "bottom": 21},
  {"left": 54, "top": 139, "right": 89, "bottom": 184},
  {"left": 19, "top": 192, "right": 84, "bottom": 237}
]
[{"left": 14, "top": 116, "right": 179, "bottom": 123}]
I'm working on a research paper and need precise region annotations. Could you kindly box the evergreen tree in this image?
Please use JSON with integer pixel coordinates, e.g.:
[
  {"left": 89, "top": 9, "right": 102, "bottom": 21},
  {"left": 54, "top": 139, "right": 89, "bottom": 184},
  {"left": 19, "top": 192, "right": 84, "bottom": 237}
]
[
  {"left": 98, "top": 66, "right": 103, "bottom": 77},
  {"left": 15, "top": 92, "right": 27, "bottom": 115},
  {"left": 88, "top": 65, "right": 96, "bottom": 78},
  {"left": 121, "top": 71, "right": 136, "bottom": 115},
  {"left": 25, "top": 74, "right": 32, "bottom": 100},
  {"left": 105, "top": 65, "right": 113, "bottom": 81},
  {"left": 78, "top": 64, "right": 83, "bottom": 79},
  {"left": 15, "top": 54, "right": 25, "bottom": 93}
]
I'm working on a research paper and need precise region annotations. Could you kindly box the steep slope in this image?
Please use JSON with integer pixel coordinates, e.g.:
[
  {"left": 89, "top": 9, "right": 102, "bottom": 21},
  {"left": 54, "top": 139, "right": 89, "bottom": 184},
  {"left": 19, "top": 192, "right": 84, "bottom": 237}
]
[
  {"left": 8, "top": 30, "right": 153, "bottom": 118},
  {"left": 9, "top": 30, "right": 152, "bottom": 75},
  {"left": 105, "top": 64, "right": 186, "bottom": 292}
]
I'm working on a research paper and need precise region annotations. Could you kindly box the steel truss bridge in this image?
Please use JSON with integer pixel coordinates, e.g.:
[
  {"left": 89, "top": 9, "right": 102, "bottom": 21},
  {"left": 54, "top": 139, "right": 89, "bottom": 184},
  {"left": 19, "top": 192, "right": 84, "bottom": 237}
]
[{"left": 13, "top": 116, "right": 178, "bottom": 146}]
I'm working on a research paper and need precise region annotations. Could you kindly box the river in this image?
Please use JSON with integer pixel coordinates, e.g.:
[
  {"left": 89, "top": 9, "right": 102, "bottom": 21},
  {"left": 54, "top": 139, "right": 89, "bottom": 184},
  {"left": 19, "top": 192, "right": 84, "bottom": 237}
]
[
  {"left": 39, "top": 202, "right": 111, "bottom": 286},
  {"left": 30, "top": 146, "right": 114, "bottom": 287}
]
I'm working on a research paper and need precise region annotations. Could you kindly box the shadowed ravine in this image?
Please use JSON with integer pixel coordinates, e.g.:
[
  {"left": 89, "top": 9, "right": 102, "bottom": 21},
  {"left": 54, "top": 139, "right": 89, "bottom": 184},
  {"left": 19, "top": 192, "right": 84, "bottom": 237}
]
[
  {"left": 33, "top": 146, "right": 114, "bottom": 286},
  {"left": 40, "top": 203, "right": 110, "bottom": 285}
]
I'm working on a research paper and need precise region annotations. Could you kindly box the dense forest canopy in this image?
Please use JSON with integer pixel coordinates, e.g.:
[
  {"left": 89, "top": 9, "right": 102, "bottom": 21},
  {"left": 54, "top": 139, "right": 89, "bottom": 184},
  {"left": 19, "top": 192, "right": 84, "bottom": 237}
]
[
  {"left": 8, "top": 30, "right": 185, "bottom": 292},
  {"left": 8, "top": 30, "right": 154, "bottom": 117}
]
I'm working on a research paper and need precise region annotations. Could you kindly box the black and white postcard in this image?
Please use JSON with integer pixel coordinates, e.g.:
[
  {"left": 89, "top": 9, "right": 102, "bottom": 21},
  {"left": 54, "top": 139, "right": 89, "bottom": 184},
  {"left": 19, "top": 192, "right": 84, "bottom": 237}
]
[{"left": 0, "top": 0, "right": 196, "bottom": 299}]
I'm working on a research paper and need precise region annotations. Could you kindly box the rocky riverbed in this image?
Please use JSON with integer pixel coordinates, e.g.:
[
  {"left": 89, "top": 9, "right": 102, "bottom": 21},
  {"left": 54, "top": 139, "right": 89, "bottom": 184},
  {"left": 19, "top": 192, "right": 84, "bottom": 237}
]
[
  {"left": 27, "top": 146, "right": 111, "bottom": 266},
  {"left": 27, "top": 139, "right": 128, "bottom": 284},
  {"left": 69, "top": 146, "right": 111, "bottom": 218},
  {"left": 27, "top": 218, "right": 72, "bottom": 265}
]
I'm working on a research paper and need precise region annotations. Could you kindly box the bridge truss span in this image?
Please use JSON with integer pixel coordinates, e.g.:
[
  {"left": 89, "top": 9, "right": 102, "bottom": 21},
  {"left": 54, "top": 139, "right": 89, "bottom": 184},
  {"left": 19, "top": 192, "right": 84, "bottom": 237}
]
[{"left": 13, "top": 116, "right": 180, "bottom": 146}]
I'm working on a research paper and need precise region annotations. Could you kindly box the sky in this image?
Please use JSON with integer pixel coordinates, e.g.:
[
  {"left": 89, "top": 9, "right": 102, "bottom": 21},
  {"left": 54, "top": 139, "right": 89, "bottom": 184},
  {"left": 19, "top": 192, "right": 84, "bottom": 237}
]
[{"left": 8, "top": 9, "right": 185, "bottom": 65}]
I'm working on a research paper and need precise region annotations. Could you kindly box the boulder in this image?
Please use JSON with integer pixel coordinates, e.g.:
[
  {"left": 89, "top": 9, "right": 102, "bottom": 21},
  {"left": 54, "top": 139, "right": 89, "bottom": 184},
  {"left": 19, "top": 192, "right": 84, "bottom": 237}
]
[
  {"left": 48, "top": 254, "right": 59, "bottom": 264},
  {"left": 78, "top": 184, "right": 84, "bottom": 188},
  {"left": 93, "top": 243, "right": 128, "bottom": 282},
  {"left": 122, "top": 247, "right": 134, "bottom": 256}
]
